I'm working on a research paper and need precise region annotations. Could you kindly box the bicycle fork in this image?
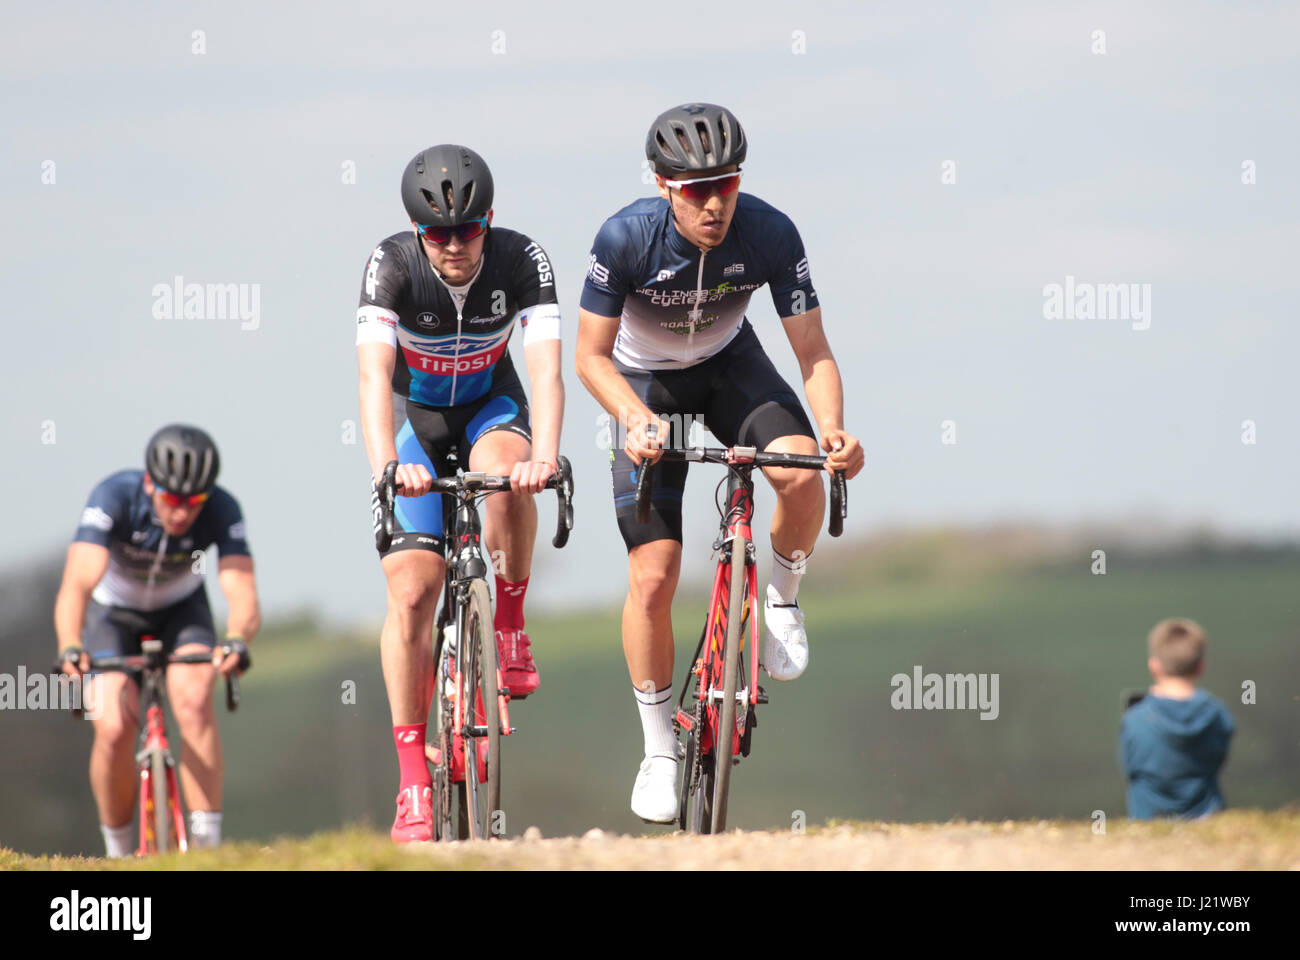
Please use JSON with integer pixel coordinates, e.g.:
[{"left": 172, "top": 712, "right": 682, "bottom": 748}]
[{"left": 136, "top": 705, "right": 187, "bottom": 855}]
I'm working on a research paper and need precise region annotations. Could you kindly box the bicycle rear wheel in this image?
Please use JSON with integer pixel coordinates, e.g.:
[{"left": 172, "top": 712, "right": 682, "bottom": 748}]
[
  {"left": 711, "top": 533, "right": 748, "bottom": 833},
  {"left": 685, "top": 742, "right": 715, "bottom": 834},
  {"left": 461, "top": 579, "right": 501, "bottom": 839},
  {"left": 150, "top": 751, "right": 170, "bottom": 853}
]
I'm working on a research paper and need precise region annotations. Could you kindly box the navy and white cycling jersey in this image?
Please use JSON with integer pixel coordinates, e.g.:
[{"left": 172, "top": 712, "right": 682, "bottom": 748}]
[
  {"left": 580, "top": 193, "right": 818, "bottom": 370},
  {"left": 72, "top": 470, "right": 251, "bottom": 611}
]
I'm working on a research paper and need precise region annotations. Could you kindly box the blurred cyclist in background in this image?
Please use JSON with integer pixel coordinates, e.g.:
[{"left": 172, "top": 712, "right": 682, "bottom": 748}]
[{"left": 55, "top": 424, "right": 258, "bottom": 856}]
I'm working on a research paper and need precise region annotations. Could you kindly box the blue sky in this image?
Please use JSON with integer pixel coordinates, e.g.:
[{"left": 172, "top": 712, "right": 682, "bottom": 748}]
[{"left": 3, "top": 1, "right": 1297, "bottom": 627}]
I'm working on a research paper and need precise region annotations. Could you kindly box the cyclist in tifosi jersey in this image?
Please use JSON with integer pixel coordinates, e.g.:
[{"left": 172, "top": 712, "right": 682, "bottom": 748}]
[
  {"left": 356, "top": 144, "right": 564, "bottom": 843},
  {"left": 54, "top": 425, "right": 259, "bottom": 856},
  {"left": 576, "top": 104, "right": 865, "bottom": 823}
]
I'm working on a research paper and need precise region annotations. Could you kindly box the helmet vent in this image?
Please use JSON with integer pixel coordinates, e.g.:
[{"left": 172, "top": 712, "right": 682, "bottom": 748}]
[
  {"left": 462, "top": 182, "right": 475, "bottom": 213},
  {"left": 695, "top": 121, "right": 712, "bottom": 159},
  {"left": 419, "top": 188, "right": 443, "bottom": 217}
]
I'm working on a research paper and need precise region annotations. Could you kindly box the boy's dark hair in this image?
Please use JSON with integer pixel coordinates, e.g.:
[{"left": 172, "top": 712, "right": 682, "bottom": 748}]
[{"left": 1147, "top": 618, "right": 1208, "bottom": 677}]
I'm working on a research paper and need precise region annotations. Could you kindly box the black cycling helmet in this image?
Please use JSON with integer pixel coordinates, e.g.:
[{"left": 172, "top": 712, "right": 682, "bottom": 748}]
[
  {"left": 145, "top": 424, "right": 220, "bottom": 497},
  {"left": 645, "top": 103, "right": 747, "bottom": 177},
  {"left": 400, "top": 144, "right": 494, "bottom": 226}
]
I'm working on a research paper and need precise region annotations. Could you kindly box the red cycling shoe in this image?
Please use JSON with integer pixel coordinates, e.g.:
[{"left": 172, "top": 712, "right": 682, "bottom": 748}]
[
  {"left": 391, "top": 783, "right": 433, "bottom": 843},
  {"left": 495, "top": 628, "right": 539, "bottom": 699}
]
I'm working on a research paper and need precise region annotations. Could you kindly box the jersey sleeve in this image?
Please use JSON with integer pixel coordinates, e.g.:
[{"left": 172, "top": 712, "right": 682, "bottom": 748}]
[
  {"left": 764, "top": 213, "right": 819, "bottom": 318},
  {"left": 72, "top": 478, "right": 128, "bottom": 548},
  {"left": 511, "top": 236, "right": 562, "bottom": 345},
  {"left": 356, "top": 240, "right": 407, "bottom": 348},
  {"left": 207, "top": 489, "right": 251, "bottom": 559},
  {"left": 579, "top": 217, "right": 636, "bottom": 318}
]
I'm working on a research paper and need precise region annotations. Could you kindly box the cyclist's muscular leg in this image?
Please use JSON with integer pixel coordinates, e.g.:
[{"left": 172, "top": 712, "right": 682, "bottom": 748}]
[
  {"left": 469, "top": 427, "right": 545, "bottom": 697},
  {"left": 468, "top": 429, "right": 537, "bottom": 583},
  {"left": 86, "top": 672, "right": 140, "bottom": 828},
  {"left": 380, "top": 550, "right": 445, "bottom": 725},
  {"left": 625, "top": 539, "right": 682, "bottom": 821},
  {"left": 762, "top": 434, "right": 825, "bottom": 563},
  {"left": 760, "top": 434, "right": 823, "bottom": 680},
  {"left": 623, "top": 539, "right": 682, "bottom": 692},
  {"left": 167, "top": 643, "right": 222, "bottom": 812}
]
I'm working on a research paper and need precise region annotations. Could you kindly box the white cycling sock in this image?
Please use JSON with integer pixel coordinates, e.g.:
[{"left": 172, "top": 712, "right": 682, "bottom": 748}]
[
  {"left": 101, "top": 822, "right": 135, "bottom": 858},
  {"left": 189, "top": 810, "right": 222, "bottom": 849},
  {"left": 769, "top": 548, "right": 808, "bottom": 605},
  {"left": 633, "top": 684, "right": 678, "bottom": 760}
]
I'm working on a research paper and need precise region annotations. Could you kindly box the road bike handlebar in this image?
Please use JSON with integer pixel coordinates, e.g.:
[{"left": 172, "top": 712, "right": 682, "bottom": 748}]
[
  {"left": 374, "top": 455, "right": 575, "bottom": 553},
  {"left": 56, "top": 649, "right": 240, "bottom": 718},
  {"left": 634, "top": 444, "right": 848, "bottom": 538}
]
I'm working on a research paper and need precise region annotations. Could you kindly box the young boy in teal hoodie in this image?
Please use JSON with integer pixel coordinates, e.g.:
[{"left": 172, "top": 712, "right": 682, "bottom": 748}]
[{"left": 1119, "top": 618, "right": 1234, "bottom": 819}]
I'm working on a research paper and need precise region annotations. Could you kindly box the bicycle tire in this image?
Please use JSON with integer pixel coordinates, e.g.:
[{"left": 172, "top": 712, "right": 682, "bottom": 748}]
[
  {"left": 711, "top": 533, "right": 748, "bottom": 833},
  {"left": 680, "top": 694, "right": 713, "bottom": 833},
  {"left": 432, "top": 719, "right": 454, "bottom": 842},
  {"left": 462, "top": 579, "right": 500, "bottom": 840},
  {"left": 455, "top": 782, "right": 469, "bottom": 839},
  {"left": 691, "top": 755, "right": 715, "bottom": 834},
  {"left": 431, "top": 625, "right": 456, "bottom": 842},
  {"left": 151, "top": 751, "right": 170, "bottom": 854}
]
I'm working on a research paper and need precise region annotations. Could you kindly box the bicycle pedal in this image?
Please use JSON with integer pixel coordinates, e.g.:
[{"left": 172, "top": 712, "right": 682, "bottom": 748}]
[
  {"left": 674, "top": 708, "right": 694, "bottom": 731},
  {"left": 756, "top": 685, "right": 769, "bottom": 704}
]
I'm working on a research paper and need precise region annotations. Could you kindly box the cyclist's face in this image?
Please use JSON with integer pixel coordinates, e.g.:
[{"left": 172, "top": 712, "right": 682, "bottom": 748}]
[
  {"left": 143, "top": 477, "right": 204, "bottom": 536},
  {"left": 418, "top": 209, "right": 493, "bottom": 285},
  {"left": 658, "top": 164, "right": 740, "bottom": 250}
]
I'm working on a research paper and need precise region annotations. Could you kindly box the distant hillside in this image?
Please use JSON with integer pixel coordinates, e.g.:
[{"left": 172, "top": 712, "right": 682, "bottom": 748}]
[{"left": 2, "top": 528, "right": 1297, "bottom": 856}]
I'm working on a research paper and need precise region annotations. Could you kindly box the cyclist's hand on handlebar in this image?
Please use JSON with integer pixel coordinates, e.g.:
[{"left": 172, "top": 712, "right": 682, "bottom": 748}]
[
  {"left": 510, "top": 458, "right": 556, "bottom": 496},
  {"left": 626, "top": 414, "right": 671, "bottom": 467},
  {"left": 214, "top": 636, "right": 250, "bottom": 676},
  {"left": 394, "top": 462, "right": 434, "bottom": 499},
  {"left": 59, "top": 646, "right": 89, "bottom": 678},
  {"left": 821, "top": 429, "right": 864, "bottom": 480}
]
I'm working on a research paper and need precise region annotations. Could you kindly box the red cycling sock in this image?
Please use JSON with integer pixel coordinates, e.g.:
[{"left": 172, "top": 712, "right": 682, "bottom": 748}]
[
  {"left": 494, "top": 575, "right": 529, "bottom": 631},
  {"left": 393, "top": 723, "right": 430, "bottom": 788}
]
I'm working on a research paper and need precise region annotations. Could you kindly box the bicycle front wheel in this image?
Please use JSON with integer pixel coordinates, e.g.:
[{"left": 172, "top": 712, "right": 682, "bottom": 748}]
[
  {"left": 461, "top": 579, "right": 501, "bottom": 839},
  {"left": 150, "top": 751, "right": 171, "bottom": 854},
  {"left": 711, "top": 532, "right": 748, "bottom": 833}
]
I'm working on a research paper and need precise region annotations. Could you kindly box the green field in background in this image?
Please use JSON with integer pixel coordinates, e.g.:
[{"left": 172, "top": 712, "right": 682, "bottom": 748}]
[{"left": 4, "top": 547, "right": 1297, "bottom": 856}]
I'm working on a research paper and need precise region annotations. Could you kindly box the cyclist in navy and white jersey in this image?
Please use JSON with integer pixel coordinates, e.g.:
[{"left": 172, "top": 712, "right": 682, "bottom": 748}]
[
  {"left": 54, "top": 424, "right": 260, "bottom": 856},
  {"left": 576, "top": 104, "right": 865, "bottom": 822},
  {"left": 356, "top": 144, "right": 564, "bottom": 842}
]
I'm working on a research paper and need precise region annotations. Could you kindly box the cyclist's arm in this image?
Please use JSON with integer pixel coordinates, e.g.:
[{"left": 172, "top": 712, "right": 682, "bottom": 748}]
[
  {"left": 575, "top": 309, "right": 655, "bottom": 429},
  {"left": 357, "top": 341, "right": 400, "bottom": 481},
  {"left": 781, "top": 307, "right": 863, "bottom": 478},
  {"left": 54, "top": 542, "right": 109, "bottom": 656},
  {"left": 523, "top": 336, "right": 564, "bottom": 468},
  {"left": 781, "top": 306, "right": 841, "bottom": 433},
  {"left": 217, "top": 554, "right": 260, "bottom": 642}
]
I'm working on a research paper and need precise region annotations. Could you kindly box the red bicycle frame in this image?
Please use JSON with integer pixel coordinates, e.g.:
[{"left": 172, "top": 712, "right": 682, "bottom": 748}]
[
  {"left": 136, "top": 701, "right": 188, "bottom": 855},
  {"left": 681, "top": 478, "right": 761, "bottom": 759}
]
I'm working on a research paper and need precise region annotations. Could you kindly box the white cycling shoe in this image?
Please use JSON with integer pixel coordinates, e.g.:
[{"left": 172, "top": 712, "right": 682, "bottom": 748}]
[
  {"left": 631, "top": 755, "right": 679, "bottom": 823},
  {"left": 762, "top": 584, "right": 808, "bottom": 681}
]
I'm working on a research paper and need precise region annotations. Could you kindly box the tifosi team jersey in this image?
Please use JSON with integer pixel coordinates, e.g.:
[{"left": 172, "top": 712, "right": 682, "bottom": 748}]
[
  {"left": 580, "top": 193, "right": 817, "bottom": 370},
  {"left": 72, "top": 470, "right": 251, "bottom": 612},
  {"left": 356, "top": 227, "right": 561, "bottom": 407}
]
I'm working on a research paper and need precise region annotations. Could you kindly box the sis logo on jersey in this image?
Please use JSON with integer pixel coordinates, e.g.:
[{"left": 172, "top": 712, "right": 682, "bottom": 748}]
[
  {"left": 587, "top": 254, "right": 610, "bottom": 286},
  {"left": 398, "top": 326, "right": 511, "bottom": 376}
]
